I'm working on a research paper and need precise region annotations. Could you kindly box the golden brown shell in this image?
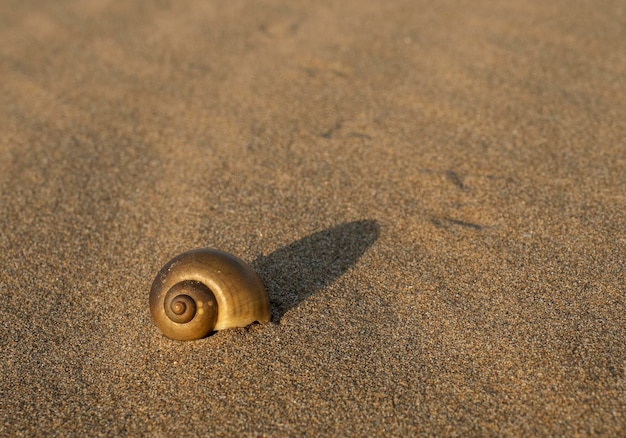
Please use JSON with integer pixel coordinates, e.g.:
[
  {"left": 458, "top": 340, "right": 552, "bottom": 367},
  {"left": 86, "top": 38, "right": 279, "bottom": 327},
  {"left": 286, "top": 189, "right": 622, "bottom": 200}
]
[{"left": 149, "top": 248, "right": 271, "bottom": 340}]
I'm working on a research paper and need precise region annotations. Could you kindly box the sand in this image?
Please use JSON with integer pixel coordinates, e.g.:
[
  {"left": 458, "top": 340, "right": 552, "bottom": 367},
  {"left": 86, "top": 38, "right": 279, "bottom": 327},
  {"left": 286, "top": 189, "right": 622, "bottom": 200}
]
[{"left": 0, "top": 0, "right": 624, "bottom": 436}]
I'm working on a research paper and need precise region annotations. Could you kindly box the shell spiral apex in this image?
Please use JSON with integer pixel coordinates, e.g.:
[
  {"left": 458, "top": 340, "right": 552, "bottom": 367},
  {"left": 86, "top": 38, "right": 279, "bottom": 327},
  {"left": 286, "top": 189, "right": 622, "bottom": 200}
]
[{"left": 149, "top": 248, "right": 271, "bottom": 341}]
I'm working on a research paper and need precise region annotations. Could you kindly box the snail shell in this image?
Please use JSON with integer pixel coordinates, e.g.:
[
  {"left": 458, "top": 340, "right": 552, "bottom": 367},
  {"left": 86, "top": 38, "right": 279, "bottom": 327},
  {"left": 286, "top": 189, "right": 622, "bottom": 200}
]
[{"left": 150, "top": 248, "right": 271, "bottom": 340}]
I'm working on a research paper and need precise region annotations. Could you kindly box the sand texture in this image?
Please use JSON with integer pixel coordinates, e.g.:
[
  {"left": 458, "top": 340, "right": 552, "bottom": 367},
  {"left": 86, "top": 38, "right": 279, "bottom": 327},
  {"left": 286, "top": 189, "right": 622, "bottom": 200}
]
[{"left": 0, "top": 0, "right": 624, "bottom": 436}]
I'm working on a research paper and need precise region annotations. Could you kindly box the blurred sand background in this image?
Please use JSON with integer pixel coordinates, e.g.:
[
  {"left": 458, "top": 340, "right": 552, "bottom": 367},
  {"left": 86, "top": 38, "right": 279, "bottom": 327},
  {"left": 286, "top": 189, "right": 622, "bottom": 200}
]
[{"left": 0, "top": 0, "right": 624, "bottom": 435}]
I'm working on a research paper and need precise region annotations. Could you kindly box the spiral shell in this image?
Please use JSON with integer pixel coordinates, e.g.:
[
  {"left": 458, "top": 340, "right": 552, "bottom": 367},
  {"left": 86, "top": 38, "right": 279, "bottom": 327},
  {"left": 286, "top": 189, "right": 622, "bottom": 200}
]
[{"left": 149, "top": 248, "right": 271, "bottom": 340}]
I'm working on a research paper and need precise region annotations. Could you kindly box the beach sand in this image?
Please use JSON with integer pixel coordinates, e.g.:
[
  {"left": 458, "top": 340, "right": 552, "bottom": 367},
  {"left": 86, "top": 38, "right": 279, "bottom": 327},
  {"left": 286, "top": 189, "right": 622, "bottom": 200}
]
[{"left": 0, "top": 0, "right": 624, "bottom": 435}]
